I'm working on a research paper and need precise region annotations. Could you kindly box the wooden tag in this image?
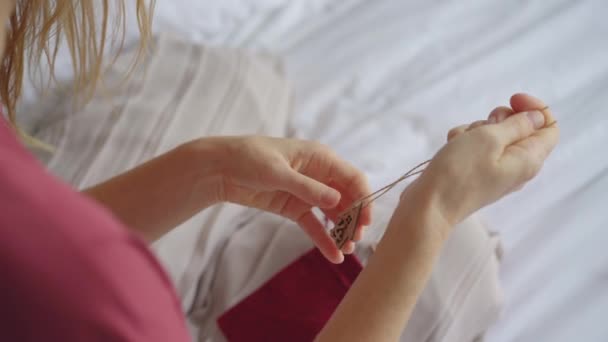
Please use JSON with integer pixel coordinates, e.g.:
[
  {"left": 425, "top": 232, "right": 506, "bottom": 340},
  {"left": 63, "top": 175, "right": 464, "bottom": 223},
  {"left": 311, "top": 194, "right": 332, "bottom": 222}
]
[
  {"left": 330, "top": 203, "right": 362, "bottom": 249},
  {"left": 326, "top": 158, "right": 431, "bottom": 250}
]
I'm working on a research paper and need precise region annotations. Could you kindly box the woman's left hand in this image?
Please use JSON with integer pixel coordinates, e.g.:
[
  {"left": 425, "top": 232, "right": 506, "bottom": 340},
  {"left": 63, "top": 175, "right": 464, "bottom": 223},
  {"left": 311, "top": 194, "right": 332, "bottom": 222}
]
[{"left": 190, "top": 136, "right": 372, "bottom": 264}]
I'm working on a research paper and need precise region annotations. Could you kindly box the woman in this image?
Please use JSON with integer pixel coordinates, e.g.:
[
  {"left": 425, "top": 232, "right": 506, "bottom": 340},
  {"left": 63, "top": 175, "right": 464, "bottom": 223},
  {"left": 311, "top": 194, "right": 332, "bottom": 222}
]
[{"left": 0, "top": 1, "right": 559, "bottom": 341}]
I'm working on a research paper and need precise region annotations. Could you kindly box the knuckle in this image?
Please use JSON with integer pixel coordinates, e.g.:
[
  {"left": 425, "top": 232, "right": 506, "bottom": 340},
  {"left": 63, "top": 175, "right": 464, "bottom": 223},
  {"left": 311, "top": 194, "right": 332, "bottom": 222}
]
[
  {"left": 244, "top": 135, "right": 265, "bottom": 150},
  {"left": 311, "top": 140, "right": 331, "bottom": 153},
  {"left": 447, "top": 127, "right": 461, "bottom": 140},
  {"left": 447, "top": 125, "right": 467, "bottom": 141},
  {"left": 489, "top": 106, "right": 513, "bottom": 122},
  {"left": 513, "top": 115, "right": 534, "bottom": 137},
  {"left": 491, "top": 106, "right": 511, "bottom": 114},
  {"left": 470, "top": 120, "right": 487, "bottom": 130},
  {"left": 476, "top": 127, "right": 502, "bottom": 149}
]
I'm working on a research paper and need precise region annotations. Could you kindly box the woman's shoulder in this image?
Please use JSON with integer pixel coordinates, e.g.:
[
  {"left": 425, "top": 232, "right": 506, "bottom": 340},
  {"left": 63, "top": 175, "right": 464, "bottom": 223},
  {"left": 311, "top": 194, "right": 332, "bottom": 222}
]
[
  {"left": 0, "top": 119, "right": 190, "bottom": 341},
  {"left": 0, "top": 117, "right": 126, "bottom": 243}
]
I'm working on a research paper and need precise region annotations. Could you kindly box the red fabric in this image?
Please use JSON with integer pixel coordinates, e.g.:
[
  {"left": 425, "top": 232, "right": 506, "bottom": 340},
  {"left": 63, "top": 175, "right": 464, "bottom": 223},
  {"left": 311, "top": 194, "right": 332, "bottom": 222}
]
[
  {"left": 217, "top": 248, "right": 363, "bottom": 342},
  {"left": 0, "top": 118, "right": 191, "bottom": 341}
]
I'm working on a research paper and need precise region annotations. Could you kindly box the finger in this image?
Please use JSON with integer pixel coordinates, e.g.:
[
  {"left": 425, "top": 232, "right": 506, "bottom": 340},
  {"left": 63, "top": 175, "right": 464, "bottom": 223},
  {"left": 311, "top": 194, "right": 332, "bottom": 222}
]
[
  {"left": 447, "top": 125, "right": 468, "bottom": 141},
  {"left": 510, "top": 93, "right": 546, "bottom": 112},
  {"left": 320, "top": 208, "right": 364, "bottom": 253},
  {"left": 501, "top": 124, "right": 559, "bottom": 181},
  {"left": 335, "top": 192, "right": 371, "bottom": 228},
  {"left": 273, "top": 191, "right": 319, "bottom": 226},
  {"left": 327, "top": 167, "right": 372, "bottom": 226},
  {"left": 352, "top": 225, "right": 366, "bottom": 241},
  {"left": 330, "top": 165, "right": 370, "bottom": 204},
  {"left": 510, "top": 93, "right": 556, "bottom": 126},
  {"left": 466, "top": 120, "right": 489, "bottom": 131},
  {"left": 321, "top": 203, "right": 367, "bottom": 243},
  {"left": 516, "top": 123, "right": 560, "bottom": 158},
  {"left": 322, "top": 183, "right": 355, "bottom": 219},
  {"left": 491, "top": 110, "right": 545, "bottom": 146},
  {"left": 357, "top": 202, "right": 372, "bottom": 229},
  {"left": 488, "top": 106, "right": 514, "bottom": 123},
  {"left": 297, "top": 211, "right": 344, "bottom": 264},
  {"left": 280, "top": 170, "right": 341, "bottom": 208},
  {"left": 512, "top": 183, "right": 525, "bottom": 192},
  {"left": 342, "top": 241, "right": 356, "bottom": 255},
  {"left": 266, "top": 193, "right": 348, "bottom": 262},
  {"left": 505, "top": 123, "right": 560, "bottom": 165},
  {"left": 326, "top": 180, "right": 371, "bottom": 239}
]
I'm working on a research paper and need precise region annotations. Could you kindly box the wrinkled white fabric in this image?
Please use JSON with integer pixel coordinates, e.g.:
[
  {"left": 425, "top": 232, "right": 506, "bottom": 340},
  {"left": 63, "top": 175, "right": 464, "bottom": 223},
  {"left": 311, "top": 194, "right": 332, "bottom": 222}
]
[{"left": 120, "top": 2, "right": 608, "bottom": 341}]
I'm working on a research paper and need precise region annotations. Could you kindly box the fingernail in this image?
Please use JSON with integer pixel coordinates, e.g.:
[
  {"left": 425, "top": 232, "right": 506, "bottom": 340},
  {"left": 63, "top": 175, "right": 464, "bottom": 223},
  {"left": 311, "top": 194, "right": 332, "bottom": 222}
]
[
  {"left": 496, "top": 111, "right": 508, "bottom": 122},
  {"left": 322, "top": 188, "right": 341, "bottom": 206},
  {"left": 527, "top": 111, "right": 545, "bottom": 129},
  {"left": 335, "top": 252, "right": 345, "bottom": 264}
]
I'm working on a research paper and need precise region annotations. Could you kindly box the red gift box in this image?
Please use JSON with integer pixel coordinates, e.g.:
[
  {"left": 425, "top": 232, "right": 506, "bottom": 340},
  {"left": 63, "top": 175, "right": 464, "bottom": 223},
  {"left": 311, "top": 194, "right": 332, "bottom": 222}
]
[{"left": 217, "top": 248, "right": 363, "bottom": 342}]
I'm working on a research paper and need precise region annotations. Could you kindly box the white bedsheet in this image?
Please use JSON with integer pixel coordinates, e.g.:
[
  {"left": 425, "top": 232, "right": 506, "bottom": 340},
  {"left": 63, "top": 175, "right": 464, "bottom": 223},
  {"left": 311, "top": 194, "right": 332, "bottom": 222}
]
[{"left": 52, "top": 0, "right": 608, "bottom": 341}]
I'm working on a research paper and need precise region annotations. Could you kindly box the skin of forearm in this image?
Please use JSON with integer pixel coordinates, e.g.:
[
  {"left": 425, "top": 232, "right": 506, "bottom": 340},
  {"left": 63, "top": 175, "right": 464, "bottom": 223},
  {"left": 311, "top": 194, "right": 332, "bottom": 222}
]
[
  {"left": 83, "top": 140, "right": 223, "bottom": 242},
  {"left": 316, "top": 183, "right": 451, "bottom": 342}
]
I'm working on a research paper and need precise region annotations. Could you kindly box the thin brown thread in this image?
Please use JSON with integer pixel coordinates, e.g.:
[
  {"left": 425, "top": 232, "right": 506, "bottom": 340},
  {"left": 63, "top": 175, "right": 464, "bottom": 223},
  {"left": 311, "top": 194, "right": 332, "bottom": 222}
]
[
  {"left": 328, "top": 160, "right": 430, "bottom": 247},
  {"left": 329, "top": 105, "right": 558, "bottom": 247},
  {"left": 540, "top": 106, "right": 558, "bottom": 127},
  {"left": 356, "top": 160, "right": 431, "bottom": 209},
  {"left": 341, "top": 106, "right": 556, "bottom": 214}
]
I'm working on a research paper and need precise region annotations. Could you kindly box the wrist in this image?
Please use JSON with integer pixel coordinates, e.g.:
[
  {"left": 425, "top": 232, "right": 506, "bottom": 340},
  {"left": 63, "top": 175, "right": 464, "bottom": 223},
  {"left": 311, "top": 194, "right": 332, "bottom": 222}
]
[
  {"left": 415, "top": 172, "right": 471, "bottom": 225},
  {"left": 178, "top": 138, "right": 226, "bottom": 206},
  {"left": 390, "top": 179, "right": 454, "bottom": 242}
]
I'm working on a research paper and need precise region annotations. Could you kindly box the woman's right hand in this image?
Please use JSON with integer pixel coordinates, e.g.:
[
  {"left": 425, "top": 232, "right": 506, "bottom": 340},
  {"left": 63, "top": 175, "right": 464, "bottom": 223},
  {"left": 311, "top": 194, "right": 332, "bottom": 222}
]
[{"left": 409, "top": 93, "right": 560, "bottom": 229}]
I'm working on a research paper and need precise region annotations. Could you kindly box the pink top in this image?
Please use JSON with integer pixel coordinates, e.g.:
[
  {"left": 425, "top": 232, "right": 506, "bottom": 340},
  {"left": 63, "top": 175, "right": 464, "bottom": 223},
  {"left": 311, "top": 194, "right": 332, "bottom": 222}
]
[{"left": 0, "top": 118, "right": 191, "bottom": 341}]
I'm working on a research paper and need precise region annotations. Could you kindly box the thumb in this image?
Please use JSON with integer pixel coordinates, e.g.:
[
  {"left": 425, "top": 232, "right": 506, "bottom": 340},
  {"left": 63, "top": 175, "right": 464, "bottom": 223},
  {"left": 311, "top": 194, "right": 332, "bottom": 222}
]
[
  {"left": 493, "top": 110, "right": 545, "bottom": 145},
  {"left": 280, "top": 171, "right": 341, "bottom": 208}
]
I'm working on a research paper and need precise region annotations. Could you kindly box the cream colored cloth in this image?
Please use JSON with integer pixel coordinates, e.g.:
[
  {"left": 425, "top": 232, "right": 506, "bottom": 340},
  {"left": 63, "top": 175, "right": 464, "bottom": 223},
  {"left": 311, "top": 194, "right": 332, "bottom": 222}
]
[{"left": 31, "top": 34, "right": 503, "bottom": 342}]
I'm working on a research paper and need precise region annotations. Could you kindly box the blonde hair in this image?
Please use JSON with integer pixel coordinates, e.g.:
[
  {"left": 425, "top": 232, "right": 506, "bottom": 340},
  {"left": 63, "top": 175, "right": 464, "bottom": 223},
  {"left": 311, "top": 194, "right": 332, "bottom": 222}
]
[{"left": 1, "top": 0, "right": 154, "bottom": 135}]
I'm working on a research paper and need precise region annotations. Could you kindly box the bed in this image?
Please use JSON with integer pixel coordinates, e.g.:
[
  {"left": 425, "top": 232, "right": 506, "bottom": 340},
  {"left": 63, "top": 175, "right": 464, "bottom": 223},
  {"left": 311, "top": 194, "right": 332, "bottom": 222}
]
[
  {"left": 148, "top": 1, "right": 608, "bottom": 340},
  {"left": 39, "top": 0, "right": 608, "bottom": 341}
]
